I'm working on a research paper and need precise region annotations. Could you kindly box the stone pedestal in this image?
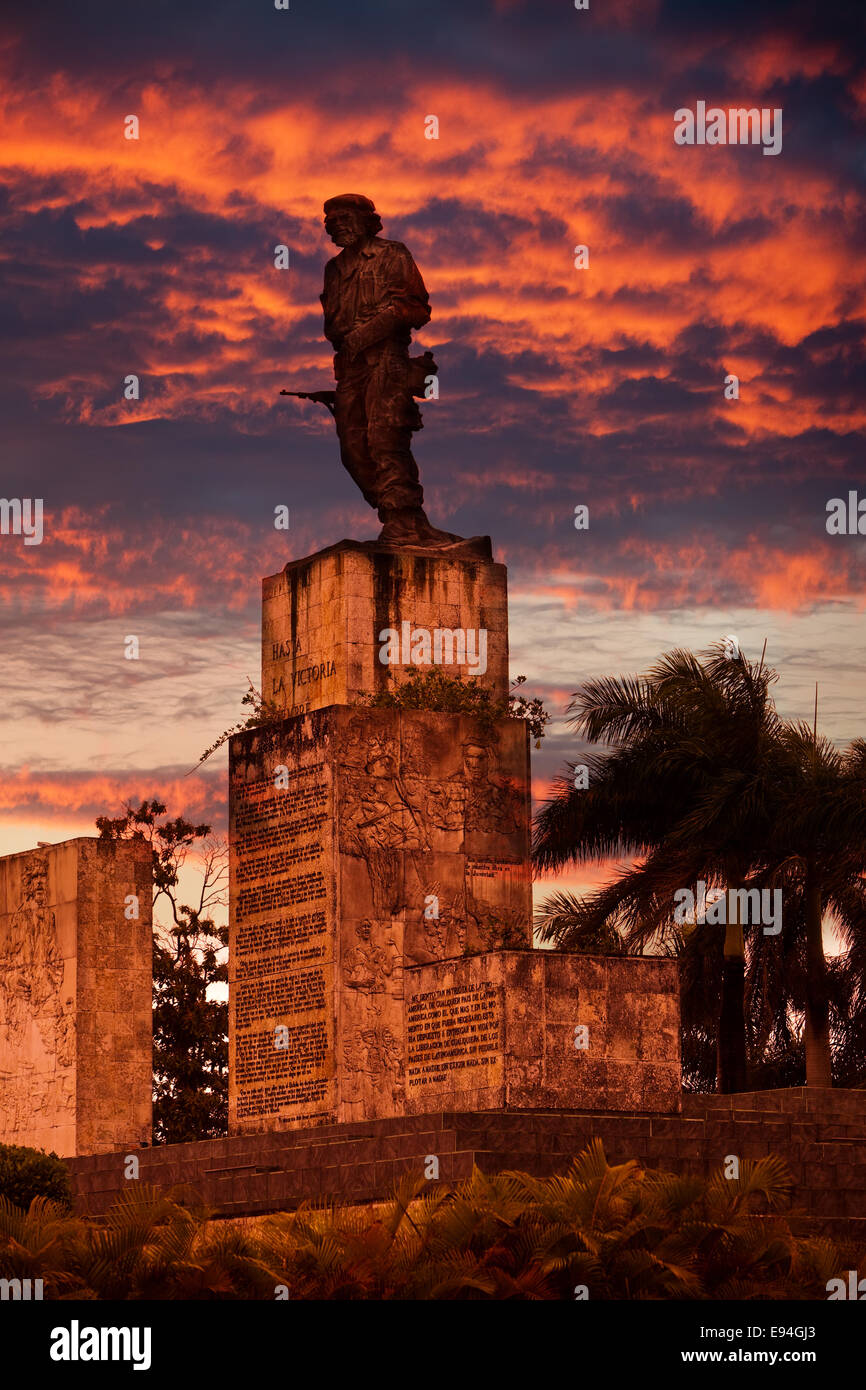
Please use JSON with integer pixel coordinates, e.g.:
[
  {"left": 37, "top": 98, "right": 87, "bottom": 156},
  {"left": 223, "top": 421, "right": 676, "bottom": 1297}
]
[
  {"left": 0, "top": 838, "right": 153, "bottom": 1157},
  {"left": 262, "top": 541, "right": 509, "bottom": 716},
  {"left": 228, "top": 706, "right": 532, "bottom": 1132},
  {"left": 230, "top": 541, "right": 682, "bottom": 1137}
]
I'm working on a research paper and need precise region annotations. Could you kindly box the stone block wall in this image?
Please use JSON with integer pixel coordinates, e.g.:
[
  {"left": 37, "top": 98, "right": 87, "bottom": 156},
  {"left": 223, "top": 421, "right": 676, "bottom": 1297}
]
[
  {"left": 405, "top": 951, "right": 682, "bottom": 1115},
  {"left": 0, "top": 838, "right": 152, "bottom": 1157},
  {"left": 66, "top": 1089, "right": 866, "bottom": 1245},
  {"left": 262, "top": 541, "right": 509, "bottom": 716}
]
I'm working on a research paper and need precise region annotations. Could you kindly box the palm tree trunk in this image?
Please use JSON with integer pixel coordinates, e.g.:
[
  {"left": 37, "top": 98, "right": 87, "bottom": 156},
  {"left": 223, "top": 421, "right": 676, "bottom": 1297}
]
[
  {"left": 717, "top": 881, "right": 747, "bottom": 1093},
  {"left": 804, "top": 870, "right": 832, "bottom": 1087}
]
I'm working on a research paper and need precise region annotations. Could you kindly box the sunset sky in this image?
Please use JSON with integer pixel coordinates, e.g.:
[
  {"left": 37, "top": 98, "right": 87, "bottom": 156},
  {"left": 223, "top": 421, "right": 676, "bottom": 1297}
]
[{"left": 1, "top": 0, "right": 864, "bottom": 909}]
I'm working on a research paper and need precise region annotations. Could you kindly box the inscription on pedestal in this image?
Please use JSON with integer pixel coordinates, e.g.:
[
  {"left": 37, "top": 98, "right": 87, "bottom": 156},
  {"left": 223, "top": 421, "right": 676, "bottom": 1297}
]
[
  {"left": 406, "top": 983, "right": 502, "bottom": 1088},
  {"left": 404, "top": 952, "right": 682, "bottom": 1114},
  {"left": 230, "top": 739, "right": 337, "bottom": 1130}
]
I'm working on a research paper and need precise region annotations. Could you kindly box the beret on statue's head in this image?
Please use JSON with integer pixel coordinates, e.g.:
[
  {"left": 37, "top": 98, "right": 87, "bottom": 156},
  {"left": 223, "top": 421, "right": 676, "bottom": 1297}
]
[
  {"left": 324, "top": 193, "right": 376, "bottom": 215},
  {"left": 323, "top": 193, "right": 382, "bottom": 233}
]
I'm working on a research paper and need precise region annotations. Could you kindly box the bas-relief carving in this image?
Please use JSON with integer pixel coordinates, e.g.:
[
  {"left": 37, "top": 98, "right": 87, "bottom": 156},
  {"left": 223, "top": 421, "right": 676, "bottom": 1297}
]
[
  {"left": 344, "top": 919, "right": 402, "bottom": 996},
  {"left": 340, "top": 741, "right": 425, "bottom": 919},
  {"left": 0, "top": 1066, "right": 76, "bottom": 1142},
  {"left": 343, "top": 1010, "right": 403, "bottom": 1081},
  {"left": 416, "top": 884, "right": 468, "bottom": 961},
  {"left": 342, "top": 1008, "right": 405, "bottom": 1113},
  {"left": 0, "top": 856, "right": 64, "bottom": 1048},
  {"left": 340, "top": 918, "right": 405, "bottom": 1112},
  {"left": 465, "top": 894, "right": 527, "bottom": 953},
  {"left": 337, "top": 713, "right": 528, "bottom": 964},
  {"left": 0, "top": 854, "right": 75, "bottom": 1142}
]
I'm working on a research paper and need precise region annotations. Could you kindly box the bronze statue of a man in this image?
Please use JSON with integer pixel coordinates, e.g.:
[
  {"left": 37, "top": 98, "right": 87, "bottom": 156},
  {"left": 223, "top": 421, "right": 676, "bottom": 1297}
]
[{"left": 319, "top": 193, "right": 460, "bottom": 548}]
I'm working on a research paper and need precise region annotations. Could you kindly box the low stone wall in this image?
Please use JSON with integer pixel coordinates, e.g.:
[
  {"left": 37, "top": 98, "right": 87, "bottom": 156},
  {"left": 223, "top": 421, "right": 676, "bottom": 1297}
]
[
  {"left": 405, "top": 952, "right": 681, "bottom": 1114},
  {"left": 66, "top": 1088, "right": 866, "bottom": 1244}
]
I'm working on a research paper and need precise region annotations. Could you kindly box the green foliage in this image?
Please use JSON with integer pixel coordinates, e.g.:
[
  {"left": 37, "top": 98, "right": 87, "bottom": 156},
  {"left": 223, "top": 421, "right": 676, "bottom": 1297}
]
[
  {"left": 195, "top": 674, "right": 550, "bottom": 772},
  {"left": 532, "top": 641, "right": 866, "bottom": 1092},
  {"left": 0, "top": 1144, "right": 852, "bottom": 1300},
  {"left": 152, "top": 925, "right": 228, "bottom": 1144},
  {"left": 363, "top": 671, "right": 550, "bottom": 746},
  {"left": 192, "top": 681, "right": 283, "bottom": 772},
  {"left": 97, "top": 800, "right": 228, "bottom": 1143},
  {"left": 0, "top": 1144, "right": 72, "bottom": 1213}
]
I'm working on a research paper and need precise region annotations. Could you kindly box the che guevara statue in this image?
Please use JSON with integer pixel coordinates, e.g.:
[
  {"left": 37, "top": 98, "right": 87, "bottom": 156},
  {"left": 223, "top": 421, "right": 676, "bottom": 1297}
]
[{"left": 283, "top": 193, "right": 484, "bottom": 552}]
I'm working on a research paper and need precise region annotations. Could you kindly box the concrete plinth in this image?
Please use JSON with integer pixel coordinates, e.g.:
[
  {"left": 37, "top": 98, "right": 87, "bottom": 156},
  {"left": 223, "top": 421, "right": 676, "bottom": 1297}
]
[{"left": 262, "top": 541, "right": 509, "bottom": 717}]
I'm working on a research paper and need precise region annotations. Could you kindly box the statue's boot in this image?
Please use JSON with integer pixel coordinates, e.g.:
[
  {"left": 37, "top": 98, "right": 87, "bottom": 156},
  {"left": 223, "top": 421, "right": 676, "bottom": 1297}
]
[{"left": 377, "top": 506, "right": 463, "bottom": 548}]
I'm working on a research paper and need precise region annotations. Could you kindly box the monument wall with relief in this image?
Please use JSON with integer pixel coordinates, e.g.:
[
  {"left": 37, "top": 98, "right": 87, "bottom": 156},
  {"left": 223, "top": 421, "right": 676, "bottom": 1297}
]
[
  {"left": 228, "top": 702, "right": 532, "bottom": 1131},
  {"left": 0, "top": 838, "right": 153, "bottom": 1157}
]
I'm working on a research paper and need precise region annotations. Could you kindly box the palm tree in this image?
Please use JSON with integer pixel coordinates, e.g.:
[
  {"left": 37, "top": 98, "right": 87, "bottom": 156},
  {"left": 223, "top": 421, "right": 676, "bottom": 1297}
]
[
  {"left": 748, "top": 726, "right": 866, "bottom": 1087},
  {"left": 533, "top": 643, "right": 783, "bottom": 1093},
  {"left": 507, "top": 1139, "right": 831, "bottom": 1300}
]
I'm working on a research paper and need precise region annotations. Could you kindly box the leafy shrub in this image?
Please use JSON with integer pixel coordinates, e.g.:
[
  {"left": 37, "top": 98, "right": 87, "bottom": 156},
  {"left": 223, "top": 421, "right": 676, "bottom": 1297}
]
[
  {"left": 0, "top": 1144, "right": 72, "bottom": 1213},
  {"left": 0, "top": 1143, "right": 856, "bottom": 1299},
  {"left": 363, "top": 671, "right": 550, "bottom": 746}
]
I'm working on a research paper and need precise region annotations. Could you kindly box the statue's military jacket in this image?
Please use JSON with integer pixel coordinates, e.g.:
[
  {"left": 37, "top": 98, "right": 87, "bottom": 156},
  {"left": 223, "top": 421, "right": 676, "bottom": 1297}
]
[{"left": 321, "top": 236, "right": 431, "bottom": 357}]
